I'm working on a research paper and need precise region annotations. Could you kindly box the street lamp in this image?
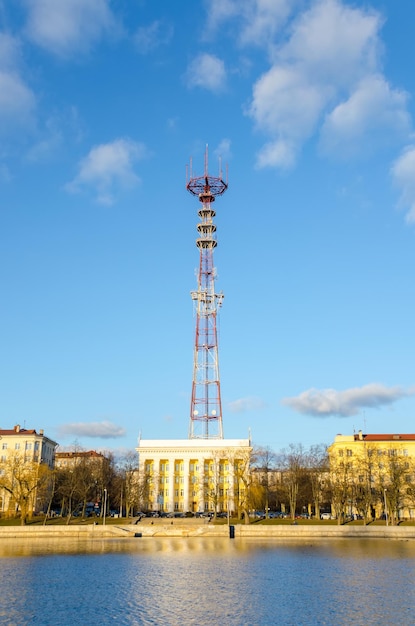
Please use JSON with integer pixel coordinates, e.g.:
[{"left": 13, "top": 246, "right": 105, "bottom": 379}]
[
  {"left": 103, "top": 488, "right": 107, "bottom": 526},
  {"left": 383, "top": 488, "right": 388, "bottom": 527}
]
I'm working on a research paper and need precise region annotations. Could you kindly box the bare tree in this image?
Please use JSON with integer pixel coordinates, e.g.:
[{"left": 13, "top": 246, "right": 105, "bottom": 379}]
[
  {"left": 378, "top": 449, "right": 409, "bottom": 525},
  {"left": 0, "top": 452, "right": 52, "bottom": 525},
  {"left": 116, "top": 451, "right": 140, "bottom": 517},
  {"left": 251, "top": 446, "right": 277, "bottom": 518},
  {"left": 202, "top": 453, "right": 225, "bottom": 519},
  {"left": 278, "top": 444, "right": 308, "bottom": 520},
  {"left": 350, "top": 445, "right": 377, "bottom": 525},
  {"left": 327, "top": 456, "right": 353, "bottom": 524},
  {"left": 305, "top": 444, "right": 328, "bottom": 519},
  {"left": 230, "top": 448, "right": 254, "bottom": 524}
]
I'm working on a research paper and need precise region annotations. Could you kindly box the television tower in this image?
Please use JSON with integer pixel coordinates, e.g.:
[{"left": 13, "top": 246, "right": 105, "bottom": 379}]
[{"left": 186, "top": 147, "right": 228, "bottom": 439}]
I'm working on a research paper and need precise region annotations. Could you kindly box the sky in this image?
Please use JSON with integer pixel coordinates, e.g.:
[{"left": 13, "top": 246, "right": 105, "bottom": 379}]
[{"left": 1, "top": 0, "right": 415, "bottom": 457}]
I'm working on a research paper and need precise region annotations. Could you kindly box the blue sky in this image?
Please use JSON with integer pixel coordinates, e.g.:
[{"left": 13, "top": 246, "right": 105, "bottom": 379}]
[{"left": 1, "top": 0, "right": 415, "bottom": 456}]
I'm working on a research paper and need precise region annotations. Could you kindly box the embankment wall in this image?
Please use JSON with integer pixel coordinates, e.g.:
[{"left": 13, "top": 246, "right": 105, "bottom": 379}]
[{"left": 1, "top": 523, "right": 415, "bottom": 540}]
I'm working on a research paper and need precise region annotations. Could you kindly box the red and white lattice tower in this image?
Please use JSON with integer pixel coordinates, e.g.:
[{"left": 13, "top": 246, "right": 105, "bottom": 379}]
[{"left": 186, "top": 147, "right": 228, "bottom": 439}]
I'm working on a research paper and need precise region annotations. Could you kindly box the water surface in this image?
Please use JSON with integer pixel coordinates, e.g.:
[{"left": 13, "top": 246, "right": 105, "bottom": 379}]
[{"left": 0, "top": 537, "right": 413, "bottom": 625}]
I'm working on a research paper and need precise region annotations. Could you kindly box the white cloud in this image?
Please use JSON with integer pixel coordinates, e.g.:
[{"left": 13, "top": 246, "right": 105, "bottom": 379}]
[
  {"left": 391, "top": 146, "right": 415, "bottom": 224},
  {"left": 282, "top": 383, "right": 414, "bottom": 418},
  {"left": 321, "top": 75, "right": 410, "bottom": 157},
  {"left": 213, "top": 138, "right": 232, "bottom": 163},
  {"left": 0, "top": 33, "right": 35, "bottom": 133},
  {"left": 58, "top": 420, "right": 126, "bottom": 439},
  {"left": 134, "top": 20, "right": 173, "bottom": 54},
  {"left": 228, "top": 396, "right": 267, "bottom": 413},
  {"left": 205, "top": 0, "right": 294, "bottom": 47},
  {"left": 0, "top": 31, "right": 22, "bottom": 68},
  {"left": 66, "top": 138, "right": 146, "bottom": 205},
  {"left": 246, "top": 0, "right": 409, "bottom": 169},
  {"left": 185, "top": 53, "right": 226, "bottom": 92},
  {"left": 23, "top": 0, "right": 119, "bottom": 57}
]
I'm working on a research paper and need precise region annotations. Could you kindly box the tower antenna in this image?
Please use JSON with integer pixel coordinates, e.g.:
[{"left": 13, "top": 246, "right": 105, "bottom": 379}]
[{"left": 186, "top": 145, "right": 228, "bottom": 439}]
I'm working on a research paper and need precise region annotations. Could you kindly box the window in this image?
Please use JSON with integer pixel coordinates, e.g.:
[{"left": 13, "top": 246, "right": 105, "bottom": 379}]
[
  {"left": 175, "top": 476, "right": 179, "bottom": 484},
  {"left": 180, "top": 477, "right": 184, "bottom": 484},
  {"left": 175, "top": 464, "right": 179, "bottom": 472},
  {"left": 189, "top": 464, "right": 194, "bottom": 472},
  {"left": 0, "top": 455, "right": 6, "bottom": 462},
  {"left": 180, "top": 489, "right": 184, "bottom": 497},
  {"left": 25, "top": 442, "right": 32, "bottom": 450},
  {"left": 175, "top": 490, "right": 178, "bottom": 497},
  {"left": 174, "top": 503, "right": 179, "bottom": 510},
  {"left": 1, "top": 443, "right": 7, "bottom": 450},
  {"left": 15, "top": 443, "right": 20, "bottom": 450},
  {"left": 346, "top": 449, "right": 353, "bottom": 457},
  {"left": 338, "top": 449, "right": 344, "bottom": 457}
]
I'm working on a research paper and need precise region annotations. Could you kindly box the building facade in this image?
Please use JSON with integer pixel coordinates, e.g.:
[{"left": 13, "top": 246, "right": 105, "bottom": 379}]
[
  {"left": 328, "top": 431, "right": 415, "bottom": 522},
  {"left": 137, "top": 438, "right": 252, "bottom": 514},
  {"left": 55, "top": 449, "right": 106, "bottom": 469},
  {"left": 0, "top": 424, "right": 58, "bottom": 516}
]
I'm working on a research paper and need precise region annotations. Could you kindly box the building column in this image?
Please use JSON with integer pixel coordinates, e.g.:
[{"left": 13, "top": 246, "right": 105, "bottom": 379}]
[
  {"left": 168, "top": 458, "right": 175, "bottom": 512},
  {"left": 182, "top": 459, "right": 190, "bottom": 512},
  {"left": 153, "top": 458, "right": 160, "bottom": 512},
  {"left": 198, "top": 457, "right": 205, "bottom": 513},
  {"left": 228, "top": 463, "right": 235, "bottom": 515},
  {"left": 184, "top": 456, "right": 193, "bottom": 513}
]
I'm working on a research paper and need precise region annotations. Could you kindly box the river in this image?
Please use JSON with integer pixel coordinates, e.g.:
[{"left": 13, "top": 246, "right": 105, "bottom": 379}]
[{"left": 0, "top": 537, "right": 414, "bottom": 625}]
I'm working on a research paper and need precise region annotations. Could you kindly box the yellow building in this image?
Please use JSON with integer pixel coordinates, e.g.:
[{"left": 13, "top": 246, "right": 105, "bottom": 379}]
[
  {"left": 328, "top": 431, "right": 415, "bottom": 522},
  {"left": 0, "top": 424, "right": 58, "bottom": 516},
  {"left": 137, "top": 438, "right": 252, "bottom": 515}
]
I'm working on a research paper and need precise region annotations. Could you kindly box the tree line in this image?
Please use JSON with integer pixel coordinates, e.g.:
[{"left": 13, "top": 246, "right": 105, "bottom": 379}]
[{"left": 2, "top": 441, "right": 415, "bottom": 525}]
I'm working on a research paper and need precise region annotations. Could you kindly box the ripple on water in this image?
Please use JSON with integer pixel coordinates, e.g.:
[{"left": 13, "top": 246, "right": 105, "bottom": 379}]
[{"left": 0, "top": 538, "right": 414, "bottom": 625}]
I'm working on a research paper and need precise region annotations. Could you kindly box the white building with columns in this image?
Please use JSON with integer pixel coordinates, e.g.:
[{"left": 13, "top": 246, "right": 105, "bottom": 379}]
[{"left": 137, "top": 438, "right": 252, "bottom": 514}]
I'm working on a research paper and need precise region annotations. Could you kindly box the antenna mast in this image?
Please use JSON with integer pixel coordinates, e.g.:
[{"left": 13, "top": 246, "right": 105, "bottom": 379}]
[{"left": 186, "top": 146, "right": 228, "bottom": 439}]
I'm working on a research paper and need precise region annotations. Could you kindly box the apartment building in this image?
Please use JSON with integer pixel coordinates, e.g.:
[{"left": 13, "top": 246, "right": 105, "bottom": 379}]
[
  {"left": 0, "top": 424, "right": 58, "bottom": 516},
  {"left": 328, "top": 431, "right": 415, "bottom": 522}
]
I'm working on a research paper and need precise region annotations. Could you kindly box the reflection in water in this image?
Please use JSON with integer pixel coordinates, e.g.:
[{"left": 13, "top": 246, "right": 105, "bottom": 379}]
[{"left": 0, "top": 538, "right": 414, "bottom": 625}]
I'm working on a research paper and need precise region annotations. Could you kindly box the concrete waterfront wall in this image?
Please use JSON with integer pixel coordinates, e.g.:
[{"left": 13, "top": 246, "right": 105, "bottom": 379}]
[
  {"left": 233, "top": 524, "right": 415, "bottom": 540},
  {"left": 0, "top": 524, "right": 126, "bottom": 539},
  {"left": 1, "top": 523, "right": 415, "bottom": 540}
]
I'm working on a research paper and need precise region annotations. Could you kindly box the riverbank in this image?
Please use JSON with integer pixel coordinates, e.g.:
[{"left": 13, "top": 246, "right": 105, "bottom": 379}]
[{"left": 1, "top": 519, "right": 415, "bottom": 540}]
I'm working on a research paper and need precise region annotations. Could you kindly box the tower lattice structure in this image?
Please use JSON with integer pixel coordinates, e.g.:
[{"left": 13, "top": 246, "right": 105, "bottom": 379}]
[{"left": 186, "top": 149, "right": 228, "bottom": 439}]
